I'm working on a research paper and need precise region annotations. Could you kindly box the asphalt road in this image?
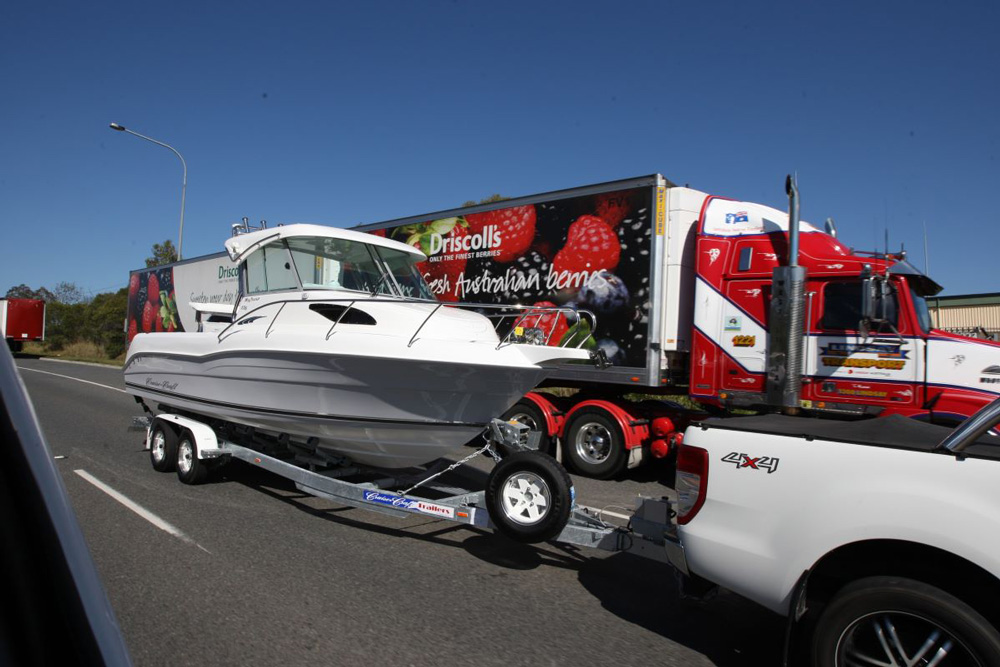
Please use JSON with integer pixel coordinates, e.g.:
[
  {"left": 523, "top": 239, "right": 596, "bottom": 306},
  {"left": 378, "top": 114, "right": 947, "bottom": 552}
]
[{"left": 15, "top": 356, "right": 784, "bottom": 666}]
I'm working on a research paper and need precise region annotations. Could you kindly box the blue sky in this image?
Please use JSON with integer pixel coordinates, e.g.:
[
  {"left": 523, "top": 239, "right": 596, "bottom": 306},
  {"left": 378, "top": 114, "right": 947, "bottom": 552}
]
[{"left": 1, "top": 1, "right": 997, "bottom": 297}]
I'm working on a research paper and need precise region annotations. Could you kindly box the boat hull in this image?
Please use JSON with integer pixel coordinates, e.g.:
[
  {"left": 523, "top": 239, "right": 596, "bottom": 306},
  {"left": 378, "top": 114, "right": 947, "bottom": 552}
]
[{"left": 124, "top": 349, "right": 546, "bottom": 468}]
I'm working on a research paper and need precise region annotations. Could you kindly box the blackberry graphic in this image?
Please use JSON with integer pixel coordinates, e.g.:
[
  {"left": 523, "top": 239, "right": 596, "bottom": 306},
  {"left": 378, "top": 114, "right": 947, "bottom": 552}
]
[
  {"left": 496, "top": 250, "right": 551, "bottom": 304},
  {"left": 616, "top": 205, "right": 652, "bottom": 285}
]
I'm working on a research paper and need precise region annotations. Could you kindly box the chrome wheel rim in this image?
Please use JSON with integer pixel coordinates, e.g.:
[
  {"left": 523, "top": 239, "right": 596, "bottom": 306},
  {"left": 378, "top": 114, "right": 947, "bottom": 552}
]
[
  {"left": 574, "top": 423, "right": 612, "bottom": 465},
  {"left": 836, "top": 611, "right": 980, "bottom": 666},
  {"left": 151, "top": 429, "right": 166, "bottom": 464},
  {"left": 500, "top": 472, "right": 551, "bottom": 525},
  {"left": 509, "top": 412, "right": 539, "bottom": 431},
  {"left": 178, "top": 439, "right": 194, "bottom": 475}
]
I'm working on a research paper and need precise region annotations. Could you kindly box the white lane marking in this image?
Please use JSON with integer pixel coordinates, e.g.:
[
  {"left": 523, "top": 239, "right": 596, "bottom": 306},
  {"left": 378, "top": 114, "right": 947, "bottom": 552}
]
[
  {"left": 17, "top": 366, "right": 126, "bottom": 394},
  {"left": 578, "top": 505, "right": 632, "bottom": 521},
  {"left": 73, "top": 470, "right": 210, "bottom": 553}
]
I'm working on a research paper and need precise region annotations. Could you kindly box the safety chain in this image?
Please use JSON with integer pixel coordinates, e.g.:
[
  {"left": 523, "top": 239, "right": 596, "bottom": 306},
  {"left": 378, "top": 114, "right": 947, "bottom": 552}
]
[{"left": 400, "top": 438, "right": 500, "bottom": 497}]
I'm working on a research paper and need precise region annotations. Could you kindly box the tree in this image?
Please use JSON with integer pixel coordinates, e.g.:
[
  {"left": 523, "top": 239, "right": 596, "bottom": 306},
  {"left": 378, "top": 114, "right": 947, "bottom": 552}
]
[
  {"left": 5, "top": 284, "right": 55, "bottom": 301},
  {"left": 86, "top": 288, "right": 129, "bottom": 358},
  {"left": 146, "top": 240, "right": 178, "bottom": 268},
  {"left": 461, "top": 194, "right": 508, "bottom": 207}
]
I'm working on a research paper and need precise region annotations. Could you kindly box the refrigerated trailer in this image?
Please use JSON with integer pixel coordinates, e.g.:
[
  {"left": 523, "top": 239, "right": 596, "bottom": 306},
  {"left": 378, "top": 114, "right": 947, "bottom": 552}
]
[
  {"left": 1, "top": 298, "right": 45, "bottom": 352},
  {"left": 353, "top": 174, "right": 1000, "bottom": 477}
]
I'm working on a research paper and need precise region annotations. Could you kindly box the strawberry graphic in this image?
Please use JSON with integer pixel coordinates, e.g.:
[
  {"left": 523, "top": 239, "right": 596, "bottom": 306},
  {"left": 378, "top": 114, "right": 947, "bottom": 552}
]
[
  {"left": 141, "top": 300, "right": 156, "bottom": 333},
  {"left": 129, "top": 274, "right": 140, "bottom": 300},
  {"left": 553, "top": 216, "right": 621, "bottom": 278},
  {"left": 465, "top": 205, "right": 536, "bottom": 263},
  {"left": 593, "top": 191, "right": 631, "bottom": 229},
  {"left": 147, "top": 273, "right": 160, "bottom": 305},
  {"left": 128, "top": 319, "right": 137, "bottom": 342},
  {"left": 398, "top": 218, "right": 469, "bottom": 302}
]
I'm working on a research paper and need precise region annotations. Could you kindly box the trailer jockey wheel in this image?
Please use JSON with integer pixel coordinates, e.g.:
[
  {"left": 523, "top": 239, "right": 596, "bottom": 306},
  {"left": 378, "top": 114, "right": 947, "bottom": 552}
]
[
  {"left": 486, "top": 451, "right": 573, "bottom": 544},
  {"left": 149, "top": 420, "right": 179, "bottom": 473}
]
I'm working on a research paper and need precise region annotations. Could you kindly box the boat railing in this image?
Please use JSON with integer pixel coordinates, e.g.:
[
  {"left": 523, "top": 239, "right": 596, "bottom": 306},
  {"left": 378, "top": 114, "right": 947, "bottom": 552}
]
[{"left": 217, "top": 297, "right": 597, "bottom": 350}]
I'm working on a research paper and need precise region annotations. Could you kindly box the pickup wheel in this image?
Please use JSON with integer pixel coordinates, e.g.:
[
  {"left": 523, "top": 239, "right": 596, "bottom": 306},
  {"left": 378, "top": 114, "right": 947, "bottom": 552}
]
[
  {"left": 176, "top": 429, "right": 210, "bottom": 485},
  {"left": 563, "top": 409, "right": 626, "bottom": 479},
  {"left": 486, "top": 450, "right": 573, "bottom": 544},
  {"left": 501, "top": 400, "right": 552, "bottom": 455},
  {"left": 149, "top": 421, "right": 178, "bottom": 473},
  {"left": 812, "top": 576, "right": 1000, "bottom": 667}
]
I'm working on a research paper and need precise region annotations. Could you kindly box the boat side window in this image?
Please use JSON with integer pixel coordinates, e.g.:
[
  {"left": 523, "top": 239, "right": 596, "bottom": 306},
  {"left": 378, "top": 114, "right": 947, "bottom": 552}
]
[
  {"left": 820, "top": 280, "right": 898, "bottom": 330},
  {"left": 309, "top": 303, "right": 376, "bottom": 326},
  {"left": 375, "top": 247, "right": 435, "bottom": 300},
  {"left": 245, "top": 243, "right": 299, "bottom": 294}
]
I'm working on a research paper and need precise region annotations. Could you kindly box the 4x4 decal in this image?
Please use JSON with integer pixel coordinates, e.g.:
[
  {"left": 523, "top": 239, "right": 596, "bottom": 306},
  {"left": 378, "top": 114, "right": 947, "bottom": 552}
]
[{"left": 722, "top": 452, "right": 779, "bottom": 473}]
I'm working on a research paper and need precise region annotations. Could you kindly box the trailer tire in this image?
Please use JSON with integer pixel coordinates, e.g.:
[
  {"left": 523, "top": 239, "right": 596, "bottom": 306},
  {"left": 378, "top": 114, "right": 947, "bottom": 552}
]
[
  {"left": 176, "top": 429, "right": 210, "bottom": 485},
  {"left": 563, "top": 409, "right": 626, "bottom": 479},
  {"left": 486, "top": 450, "right": 573, "bottom": 544},
  {"left": 501, "top": 401, "right": 552, "bottom": 455},
  {"left": 149, "top": 422, "right": 178, "bottom": 473},
  {"left": 812, "top": 576, "right": 1000, "bottom": 667}
]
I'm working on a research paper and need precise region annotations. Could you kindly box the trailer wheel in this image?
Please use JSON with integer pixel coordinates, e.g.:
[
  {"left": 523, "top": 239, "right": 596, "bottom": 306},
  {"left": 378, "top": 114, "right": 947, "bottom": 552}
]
[
  {"left": 149, "top": 421, "right": 178, "bottom": 473},
  {"left": 486, "top": 450, "right": 573, "bottom": 544},
  {"left": 176, "top": 429, "right": 210, "bottom": 485},
  {"left": 812, "top": 576, "right": 1000, "bottom": 667},
  {"left": 563, "top": 409, "right": 626, "bottom": 479},
  {"left": 501, "top": 401, "right": 552, "bottom": 454}
]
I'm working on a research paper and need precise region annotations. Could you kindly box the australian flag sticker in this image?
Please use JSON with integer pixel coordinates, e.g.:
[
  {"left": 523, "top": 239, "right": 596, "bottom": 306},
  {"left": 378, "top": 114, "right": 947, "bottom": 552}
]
[{"left": 725, "top": 211, "right": 750, "bottom": 225}]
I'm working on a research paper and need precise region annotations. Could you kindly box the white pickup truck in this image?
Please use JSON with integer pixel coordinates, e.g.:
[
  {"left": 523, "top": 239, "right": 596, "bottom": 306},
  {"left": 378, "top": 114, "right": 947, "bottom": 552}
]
[{"left": 667, "top": 399, "right": 1000, "bottom": 666}]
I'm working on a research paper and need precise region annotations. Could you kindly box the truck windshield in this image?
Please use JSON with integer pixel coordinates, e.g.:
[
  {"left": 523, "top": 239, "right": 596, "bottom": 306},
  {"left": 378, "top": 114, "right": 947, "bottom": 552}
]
[{"left": 911, "top": 291, "right": 933, "bottom": 333}]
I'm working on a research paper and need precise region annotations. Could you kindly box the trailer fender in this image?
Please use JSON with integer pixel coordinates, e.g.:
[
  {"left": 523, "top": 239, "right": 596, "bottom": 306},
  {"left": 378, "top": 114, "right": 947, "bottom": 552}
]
[
  {"left": 563, "top": 400, "right": 649, "bottom": 450},
  {"left": 152, "top": 414, "right": 226, "bottom": 459}
]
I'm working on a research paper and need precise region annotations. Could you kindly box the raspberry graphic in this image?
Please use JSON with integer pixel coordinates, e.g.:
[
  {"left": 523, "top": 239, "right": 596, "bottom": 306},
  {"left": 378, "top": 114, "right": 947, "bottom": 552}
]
[
  {"left": 594, "top": 191, "right": 631, "bottom": 229},
  {"left": 465, "top": 205, "right": 536, "bottom": 263},
  {"left": 517, "top": 301, "right": 571, "bottom": 346},
  {"left": 147, "top": 273, "right": 160, "bottom": 305},
  {"left": 141, "top": 300, "right": 156, "bottom": 333},
  {"left": 553, "top": 216, "right": 621, "bottom": 278}
]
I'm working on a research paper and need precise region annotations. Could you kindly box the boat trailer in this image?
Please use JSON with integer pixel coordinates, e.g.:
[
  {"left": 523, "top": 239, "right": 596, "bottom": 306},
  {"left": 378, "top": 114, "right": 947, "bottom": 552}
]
[{"left": 133, "top": 411, "right": 680, "bottom": 562}]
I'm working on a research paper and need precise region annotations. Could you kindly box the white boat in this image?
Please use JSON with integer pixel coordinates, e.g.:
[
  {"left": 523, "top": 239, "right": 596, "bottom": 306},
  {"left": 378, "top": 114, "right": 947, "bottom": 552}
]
[{"left": 124, "top": 223, "right": 599, "bottom": 468}]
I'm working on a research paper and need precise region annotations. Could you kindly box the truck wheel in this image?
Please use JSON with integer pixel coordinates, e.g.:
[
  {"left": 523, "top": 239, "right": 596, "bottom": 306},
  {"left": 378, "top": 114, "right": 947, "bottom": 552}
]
[
  {"left": 149, "top": 422, "right": 179, "bottom": 472},
  {"left": 812, "top": 576, "right": 1000, "bottom": 667},
  {"left": 501, "top": 401, "right": 552, "bottom": 455},
  {"left": 486, "top": 450, "right": 573, "bottom": 544},
  {"left": 176, "top": 429, "right": 210, "bottom": 485},
  {"left": 563, "top": 409, "right": 626, "bottom": 479}
]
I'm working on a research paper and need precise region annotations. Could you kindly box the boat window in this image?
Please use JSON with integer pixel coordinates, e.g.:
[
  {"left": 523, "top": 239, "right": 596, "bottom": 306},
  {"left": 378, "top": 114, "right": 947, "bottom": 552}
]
[
  {"left": 245, "top": 243, "right": 299, "bottom": 294},
  {"left": 309, "top": 303, "right": 377, "bottom": 326},
  {"left": 376, "top": 247, "right": 435, "bottom": 300},
  {"left": 284, "top": 236, "right": 393, "bottom": 295}
]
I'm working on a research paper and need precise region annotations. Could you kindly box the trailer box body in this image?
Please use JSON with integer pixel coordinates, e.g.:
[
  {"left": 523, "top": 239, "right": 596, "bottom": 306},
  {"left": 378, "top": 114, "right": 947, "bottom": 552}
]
[
  {"left": 355, "top": 175, "right": 700, "bottom": 388},
  {"left": 1, "top": 298, "right": 46, "bottom": 349}
]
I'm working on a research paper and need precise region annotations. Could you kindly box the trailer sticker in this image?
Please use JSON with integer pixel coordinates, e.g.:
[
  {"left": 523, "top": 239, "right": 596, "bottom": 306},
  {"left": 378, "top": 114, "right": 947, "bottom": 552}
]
[
  {"left": 363, "top": 491, "right": 421, "bottom": 510},
  {"left": 722, "top": 452, "right": 779, "bottom": 474},
  {"left": 724, "top": 315, "right": 742, "bottom": 331},
  {"left": 731, "top": 335, "right": 755, "bottom": 347},
  {"left": 415, "top": 501, "right": 456, "bottom": 519},
  {"left": 655, "top": 186, "right": 666, "bottom": 236}
]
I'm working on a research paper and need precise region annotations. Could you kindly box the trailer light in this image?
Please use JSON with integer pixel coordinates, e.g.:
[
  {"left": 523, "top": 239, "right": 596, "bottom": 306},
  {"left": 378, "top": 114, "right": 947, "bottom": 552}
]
[
  {"left": 631, "top": 376, "right": 640, "bottom": 382},
  {"left": 457, "top": 511, "right": 469, "bottom": 518},
  {"left": 719, "top": 392, "right": 728, "bottom": 400},
  {"left": 254, "top": 457, "right": 262, "bottom": 464}
]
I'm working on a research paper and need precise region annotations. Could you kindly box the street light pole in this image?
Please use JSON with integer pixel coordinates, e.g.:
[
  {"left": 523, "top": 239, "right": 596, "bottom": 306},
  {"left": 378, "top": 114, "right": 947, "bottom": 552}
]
[{"left": 109, "top": 123, "right": 187, "bottom": 261}]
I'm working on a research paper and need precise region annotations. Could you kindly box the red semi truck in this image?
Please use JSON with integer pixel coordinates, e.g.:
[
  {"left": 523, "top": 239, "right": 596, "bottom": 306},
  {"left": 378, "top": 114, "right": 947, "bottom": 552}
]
[
  {"left": 1, "top": 298, "right": 45, "bottom": 352},
  {"left": 353, "top": 174, "right": 1000, "bottom": 477}
]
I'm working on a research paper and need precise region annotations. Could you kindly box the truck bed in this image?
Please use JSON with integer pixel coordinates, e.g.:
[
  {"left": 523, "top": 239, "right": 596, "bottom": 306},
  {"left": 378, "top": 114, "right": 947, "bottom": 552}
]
[{"left": 693, "top": 413, "right": 1000, "bottom": 460}]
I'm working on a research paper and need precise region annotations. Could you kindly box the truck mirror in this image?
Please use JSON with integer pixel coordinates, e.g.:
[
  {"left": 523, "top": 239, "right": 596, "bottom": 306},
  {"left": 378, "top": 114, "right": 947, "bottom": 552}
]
[{"left": 860, "top": 277, "right": 876, "bottom": 323}]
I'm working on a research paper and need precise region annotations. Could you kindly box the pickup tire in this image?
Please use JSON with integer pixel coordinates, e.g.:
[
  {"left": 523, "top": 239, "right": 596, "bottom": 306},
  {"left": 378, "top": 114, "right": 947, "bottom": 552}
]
[
  {"left": 812, "top": 576, "right": 1000, "bottom": 667},
  {"left": 563, "top": 409, "right": 625, "bottom": 479}
]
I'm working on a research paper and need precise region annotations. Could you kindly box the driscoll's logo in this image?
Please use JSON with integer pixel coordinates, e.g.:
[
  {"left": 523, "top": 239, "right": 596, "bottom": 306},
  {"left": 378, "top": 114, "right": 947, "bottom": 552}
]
[
  {"left": 429, "top": 225, "right": 501, "bottom": 255},
  {"left": 219, "top": 266, "right": 239, "bottom": 279}
]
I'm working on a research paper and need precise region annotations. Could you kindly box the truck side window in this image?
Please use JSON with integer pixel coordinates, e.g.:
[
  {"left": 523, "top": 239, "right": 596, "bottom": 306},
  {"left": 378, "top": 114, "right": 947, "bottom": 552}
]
[{"left": 821, "top": 281, "right": 898, "bottom": 330}]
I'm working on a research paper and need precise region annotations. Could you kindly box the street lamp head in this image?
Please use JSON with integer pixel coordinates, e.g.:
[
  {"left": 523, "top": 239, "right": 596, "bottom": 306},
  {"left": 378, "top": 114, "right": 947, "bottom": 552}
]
[{"left": 109, "top": 123, "right": 126, "bottom": 131}]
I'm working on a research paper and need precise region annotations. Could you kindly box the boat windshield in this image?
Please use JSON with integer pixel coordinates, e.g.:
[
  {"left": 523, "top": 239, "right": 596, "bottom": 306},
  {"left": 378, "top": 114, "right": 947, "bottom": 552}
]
[
  {"left": 284, "top": 236, "right": 395, "bottom": 295},
  {"left": 375, "top": 247, "right": 435, "bottom": 300}
]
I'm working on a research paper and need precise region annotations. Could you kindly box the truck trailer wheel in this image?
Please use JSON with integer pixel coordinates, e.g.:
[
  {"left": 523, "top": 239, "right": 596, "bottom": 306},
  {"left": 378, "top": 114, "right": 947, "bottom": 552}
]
[
  {"left": 176, "top": 429, "right": 210, "bottom": 485},
  {"left": 149, "top": 421, "right": 178, "bottom": 473},
  {"left": 501, "top": 400, "right": 552, "bottom": 454},
  {"left": 486, "top": 450, "right": 573, "bottom": 544},
  {"left": 563, "top": 409, "right": 626, "bottom": 479},
  {"left": 812, "top": 576, "right": 1000, "bottom": 667}
]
